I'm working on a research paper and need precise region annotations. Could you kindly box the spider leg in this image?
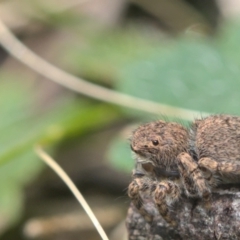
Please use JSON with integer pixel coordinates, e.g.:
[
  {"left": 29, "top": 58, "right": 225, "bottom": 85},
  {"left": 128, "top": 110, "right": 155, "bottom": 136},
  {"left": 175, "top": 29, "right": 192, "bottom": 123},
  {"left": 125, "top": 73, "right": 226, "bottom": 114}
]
[
  {"left": 177, "top": 152, "right": 211, "bottom": 200},
  {"left": 154, "top": 180, "right": 181, "bottom": 226},
  {"left": 128, "top": 173, "right": 156, "bottom": 222},
  {"left": 199, "top": 157, "right": 240, "bottom": 184},
  {"left": 128, "top": 172, "right": 180, "bottom": 225}
]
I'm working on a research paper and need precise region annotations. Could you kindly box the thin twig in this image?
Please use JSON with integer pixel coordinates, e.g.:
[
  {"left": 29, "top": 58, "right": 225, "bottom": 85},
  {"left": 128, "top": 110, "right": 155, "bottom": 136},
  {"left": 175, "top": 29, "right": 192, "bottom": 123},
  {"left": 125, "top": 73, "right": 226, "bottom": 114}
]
[
  {"left": 0, "top": 19, "right": 210, "bottom": 121},
  {"left": 34, "top": 145, "right": 109, "bottom": 240}
]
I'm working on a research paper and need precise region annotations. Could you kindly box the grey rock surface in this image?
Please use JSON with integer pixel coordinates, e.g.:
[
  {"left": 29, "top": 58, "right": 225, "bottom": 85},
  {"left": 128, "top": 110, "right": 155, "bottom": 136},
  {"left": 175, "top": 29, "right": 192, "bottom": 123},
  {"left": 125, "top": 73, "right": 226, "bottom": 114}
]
[{"left": 126, "top": 186, "right": 240, "bottom": 240}]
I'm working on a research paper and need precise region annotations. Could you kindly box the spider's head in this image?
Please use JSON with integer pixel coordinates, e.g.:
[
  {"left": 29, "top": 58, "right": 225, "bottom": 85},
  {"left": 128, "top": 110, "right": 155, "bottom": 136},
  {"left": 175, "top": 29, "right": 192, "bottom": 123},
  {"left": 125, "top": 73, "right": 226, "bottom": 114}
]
[{"left": 130, "top": 120, "right": 189, "bottom": 168}]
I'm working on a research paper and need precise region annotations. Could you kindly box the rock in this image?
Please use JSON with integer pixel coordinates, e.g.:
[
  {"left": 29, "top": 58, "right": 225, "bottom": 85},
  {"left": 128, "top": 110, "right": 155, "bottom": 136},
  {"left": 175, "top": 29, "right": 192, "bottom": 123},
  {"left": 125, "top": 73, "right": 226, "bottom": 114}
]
[{"left": 126, "top": 186, "right": 240, "bottom": 240}]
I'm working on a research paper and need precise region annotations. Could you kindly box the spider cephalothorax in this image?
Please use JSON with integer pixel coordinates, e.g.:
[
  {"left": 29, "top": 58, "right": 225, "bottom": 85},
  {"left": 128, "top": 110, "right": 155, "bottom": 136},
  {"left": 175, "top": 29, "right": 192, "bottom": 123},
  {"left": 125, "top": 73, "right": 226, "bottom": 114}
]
[{"left": 131, "top": 121, "right": 189, "bottom": 169}]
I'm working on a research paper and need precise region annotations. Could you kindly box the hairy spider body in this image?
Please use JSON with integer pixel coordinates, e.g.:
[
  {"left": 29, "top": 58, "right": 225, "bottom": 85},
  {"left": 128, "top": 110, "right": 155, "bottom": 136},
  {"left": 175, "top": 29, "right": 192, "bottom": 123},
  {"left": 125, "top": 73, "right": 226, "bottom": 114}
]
[
  {"left": 128, "top": 115, "right": 240, "bottom": 225},
  {"left": 191, "top": 115, "right": 240, "bottom": 184}
]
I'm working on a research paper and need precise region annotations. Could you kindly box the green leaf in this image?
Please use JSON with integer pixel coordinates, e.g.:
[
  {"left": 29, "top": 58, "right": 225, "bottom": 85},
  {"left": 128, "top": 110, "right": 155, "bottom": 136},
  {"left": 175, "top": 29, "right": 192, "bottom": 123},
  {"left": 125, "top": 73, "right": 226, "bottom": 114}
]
[
  {"left": 217, "top": 20, "right": 240, "bottom": 67},
  {"left": 107, "top": 136, "right": 133, "bottom": 173},
  {"left": 116, "top": 21, "right": 240, "bottom": 116},
  {"left": 0, "top": 183, "right": 23, "bottom": 233},
  {"left": 60, "top": 27, "right": 161, "bottom": 84}
]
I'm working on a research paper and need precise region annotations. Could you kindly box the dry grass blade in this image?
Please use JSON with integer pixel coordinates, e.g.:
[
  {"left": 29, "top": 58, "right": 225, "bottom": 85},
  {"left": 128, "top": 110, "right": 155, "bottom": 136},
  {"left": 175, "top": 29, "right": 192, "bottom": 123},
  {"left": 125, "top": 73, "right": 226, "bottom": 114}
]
[
  {"left": 34, "top": 145, "right": 110, "bottom": 240},
  {"left": 0, "top": 19, "right": 209, "bottom": 121}
]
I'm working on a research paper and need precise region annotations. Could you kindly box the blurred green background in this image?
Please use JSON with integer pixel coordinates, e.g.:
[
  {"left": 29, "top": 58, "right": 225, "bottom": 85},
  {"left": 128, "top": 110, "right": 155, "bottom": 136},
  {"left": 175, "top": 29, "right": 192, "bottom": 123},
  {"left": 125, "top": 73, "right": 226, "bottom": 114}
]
[{"left": 0, "top": 0, "right": 240, "bottom": 239}]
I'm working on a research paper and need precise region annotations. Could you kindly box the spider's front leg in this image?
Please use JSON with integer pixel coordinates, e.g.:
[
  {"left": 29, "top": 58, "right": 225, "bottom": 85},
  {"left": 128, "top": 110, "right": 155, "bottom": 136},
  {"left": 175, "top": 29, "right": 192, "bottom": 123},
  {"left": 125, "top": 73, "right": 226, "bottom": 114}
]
[
  {"left": 128, "top": 172, "right": 157, "bottom": 222},
  {"left": 154, "top": 180, "right": 181, "bottom": 226},
  {"left": 128, "top": 172, "right": 181, "bottom": 225},
  {"left": 177, "top": 152, "right": 211, "bottom": 200}
]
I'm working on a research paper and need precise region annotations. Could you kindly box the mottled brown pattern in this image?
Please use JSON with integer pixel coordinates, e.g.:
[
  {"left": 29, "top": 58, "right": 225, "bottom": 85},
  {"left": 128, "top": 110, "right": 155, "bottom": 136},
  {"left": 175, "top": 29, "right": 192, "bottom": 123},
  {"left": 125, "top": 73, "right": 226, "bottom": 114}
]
[
  {"left": 131, "top": 120, "right": 189, "bottom": 170},
  {"left": 128, "top": 114, "right": 240, "bottom": 226},
  {"left": 154, "top": 181, "right": 180, "bottom": 226}
]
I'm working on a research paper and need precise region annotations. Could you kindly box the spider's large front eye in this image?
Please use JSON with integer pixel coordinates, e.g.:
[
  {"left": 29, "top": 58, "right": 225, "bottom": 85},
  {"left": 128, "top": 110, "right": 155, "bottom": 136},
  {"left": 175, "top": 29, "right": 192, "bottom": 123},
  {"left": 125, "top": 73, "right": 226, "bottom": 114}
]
[{"left": 152, "top": 140, "right": 159, "bottom": 146}]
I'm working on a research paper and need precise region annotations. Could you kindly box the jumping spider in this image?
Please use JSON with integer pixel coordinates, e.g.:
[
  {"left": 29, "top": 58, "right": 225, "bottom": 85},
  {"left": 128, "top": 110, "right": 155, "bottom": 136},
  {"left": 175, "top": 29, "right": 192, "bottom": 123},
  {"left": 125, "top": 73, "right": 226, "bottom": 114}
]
[{"left": 128, "top": 115, "right": 240, "bottom": 225}]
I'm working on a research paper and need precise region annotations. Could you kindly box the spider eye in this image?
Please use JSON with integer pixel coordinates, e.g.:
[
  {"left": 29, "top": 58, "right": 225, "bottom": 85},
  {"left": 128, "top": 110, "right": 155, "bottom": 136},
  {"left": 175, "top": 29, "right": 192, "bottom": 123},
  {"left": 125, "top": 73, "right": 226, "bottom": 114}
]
[{"left": 152, "top": 140, "right": 159, "bottom": 146}]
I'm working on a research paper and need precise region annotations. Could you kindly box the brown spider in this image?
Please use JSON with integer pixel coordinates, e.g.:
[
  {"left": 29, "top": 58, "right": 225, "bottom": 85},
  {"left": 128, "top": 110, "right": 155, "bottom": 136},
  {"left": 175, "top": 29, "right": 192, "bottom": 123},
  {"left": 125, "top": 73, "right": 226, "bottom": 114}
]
[{"left": 128, "top": 115, "right": 240, "bottom": 225}]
